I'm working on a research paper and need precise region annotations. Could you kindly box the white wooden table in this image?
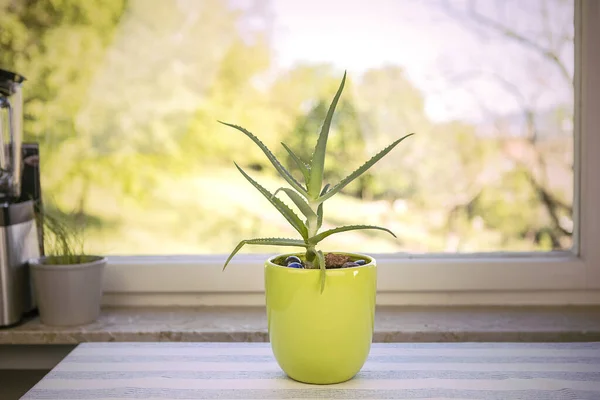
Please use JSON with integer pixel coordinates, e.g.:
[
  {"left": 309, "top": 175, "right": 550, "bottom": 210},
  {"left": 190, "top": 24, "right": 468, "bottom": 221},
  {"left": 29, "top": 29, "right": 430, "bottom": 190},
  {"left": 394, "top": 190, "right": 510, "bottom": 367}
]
[{"left": 22, "top": 342, "right": 600, "bottom": 399}]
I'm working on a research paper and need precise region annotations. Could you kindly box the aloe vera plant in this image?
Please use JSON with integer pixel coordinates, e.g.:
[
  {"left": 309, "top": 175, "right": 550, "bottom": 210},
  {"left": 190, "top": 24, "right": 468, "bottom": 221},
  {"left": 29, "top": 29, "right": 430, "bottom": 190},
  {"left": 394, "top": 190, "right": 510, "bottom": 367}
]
[{"left": 220, "top": 72, "right": 414, "bottom": 291}]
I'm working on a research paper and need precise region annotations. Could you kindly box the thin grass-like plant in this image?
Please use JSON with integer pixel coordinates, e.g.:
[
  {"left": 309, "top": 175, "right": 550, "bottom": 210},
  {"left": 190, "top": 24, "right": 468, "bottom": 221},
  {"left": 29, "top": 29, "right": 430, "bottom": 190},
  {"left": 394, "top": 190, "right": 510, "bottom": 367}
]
[{"left": 39, "top": 208, "right": 89, "bottom": 265}]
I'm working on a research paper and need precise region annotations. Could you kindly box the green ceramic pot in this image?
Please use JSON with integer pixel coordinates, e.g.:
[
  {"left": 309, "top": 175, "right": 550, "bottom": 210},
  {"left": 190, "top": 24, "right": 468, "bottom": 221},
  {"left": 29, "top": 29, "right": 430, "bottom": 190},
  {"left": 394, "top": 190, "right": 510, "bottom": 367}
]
[{"left": 265, "top": 252, "right": 377, "bottom": 385}]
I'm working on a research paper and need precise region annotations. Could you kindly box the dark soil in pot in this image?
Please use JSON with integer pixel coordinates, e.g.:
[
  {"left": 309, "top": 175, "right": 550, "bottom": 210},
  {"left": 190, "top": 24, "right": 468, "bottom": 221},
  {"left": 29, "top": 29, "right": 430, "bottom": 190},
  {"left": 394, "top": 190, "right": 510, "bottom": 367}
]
[{"left": 273, "top": 253, "right": 368, "bottom": 269}]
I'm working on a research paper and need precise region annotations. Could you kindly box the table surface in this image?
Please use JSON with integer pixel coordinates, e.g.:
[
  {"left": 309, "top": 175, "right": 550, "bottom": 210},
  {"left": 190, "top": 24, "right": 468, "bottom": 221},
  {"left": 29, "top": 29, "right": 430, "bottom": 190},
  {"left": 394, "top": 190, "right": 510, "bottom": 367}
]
[{"left": 23, "top": 342, "right": 600, "bottom": 400}]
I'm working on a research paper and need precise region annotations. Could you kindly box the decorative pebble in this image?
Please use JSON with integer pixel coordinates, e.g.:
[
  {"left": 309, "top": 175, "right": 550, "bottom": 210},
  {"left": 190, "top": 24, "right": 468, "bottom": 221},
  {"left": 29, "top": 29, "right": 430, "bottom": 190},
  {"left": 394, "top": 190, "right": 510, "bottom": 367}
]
[
  {"left": 287, "top": 262, "right": 303, "bottom": 269},
  {"left": 355, "top": 259, "right": 366, "bottom": 265},
  {"left": 342, "top": 262, "right": 359, "bottom": 268},
  {"left": 285, "top": 256, "right": 302, "bottom": 265}
]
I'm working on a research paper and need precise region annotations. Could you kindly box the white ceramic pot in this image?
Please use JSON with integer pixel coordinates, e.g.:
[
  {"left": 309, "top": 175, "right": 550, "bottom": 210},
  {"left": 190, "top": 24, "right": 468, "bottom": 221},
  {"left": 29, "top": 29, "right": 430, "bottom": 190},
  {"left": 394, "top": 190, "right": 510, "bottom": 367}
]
[{"left": 29, "top": 255, "right": 106, "bottom": 326}]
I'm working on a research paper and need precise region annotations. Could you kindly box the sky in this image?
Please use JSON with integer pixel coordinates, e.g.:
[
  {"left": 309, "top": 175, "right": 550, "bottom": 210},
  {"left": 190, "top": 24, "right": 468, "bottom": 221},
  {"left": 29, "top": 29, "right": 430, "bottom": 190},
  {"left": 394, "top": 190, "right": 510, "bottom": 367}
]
[
  {"left": 267, "top": 0, "right": 574, "bottom": 123},
  {"left": 88, "top": 0, "right": 574, "bottom": 132}
]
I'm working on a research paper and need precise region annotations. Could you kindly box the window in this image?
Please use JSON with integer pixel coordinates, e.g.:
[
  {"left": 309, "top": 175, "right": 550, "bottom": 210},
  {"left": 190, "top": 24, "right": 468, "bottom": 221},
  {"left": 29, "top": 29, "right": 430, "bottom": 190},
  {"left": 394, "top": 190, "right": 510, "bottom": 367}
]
[{"left": 1, "top": 0, "right": 598, "bottom": 305}]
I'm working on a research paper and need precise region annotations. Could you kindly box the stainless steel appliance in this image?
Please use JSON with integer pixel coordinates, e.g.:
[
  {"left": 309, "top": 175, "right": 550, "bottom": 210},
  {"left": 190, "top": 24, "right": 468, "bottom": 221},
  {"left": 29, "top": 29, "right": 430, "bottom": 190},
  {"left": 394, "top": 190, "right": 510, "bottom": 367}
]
[{"left": 0, "top": 68, "right": 41, "bottom": 327}]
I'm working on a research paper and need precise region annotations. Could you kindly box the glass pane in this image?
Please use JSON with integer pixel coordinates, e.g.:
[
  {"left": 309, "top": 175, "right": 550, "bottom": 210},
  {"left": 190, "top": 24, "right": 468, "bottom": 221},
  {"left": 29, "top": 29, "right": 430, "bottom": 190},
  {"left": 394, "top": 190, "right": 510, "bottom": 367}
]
[{"left": 0, "top": 0, "right": 573, "bottom": 255}]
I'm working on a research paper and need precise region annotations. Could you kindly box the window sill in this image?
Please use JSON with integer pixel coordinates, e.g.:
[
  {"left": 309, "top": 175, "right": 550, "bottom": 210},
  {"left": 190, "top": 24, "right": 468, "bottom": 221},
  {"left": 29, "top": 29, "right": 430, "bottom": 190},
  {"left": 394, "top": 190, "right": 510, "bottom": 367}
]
[
  {"left": 2, "top": 306, "right": 599, "bottom": 369},
  {"left": 2, "top": 305, "right": 600, "bottom": 345}
]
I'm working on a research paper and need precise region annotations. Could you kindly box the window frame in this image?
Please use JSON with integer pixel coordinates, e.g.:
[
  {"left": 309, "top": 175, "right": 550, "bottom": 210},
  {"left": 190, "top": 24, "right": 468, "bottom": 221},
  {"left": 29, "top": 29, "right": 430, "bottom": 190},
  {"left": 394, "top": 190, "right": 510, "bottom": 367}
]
[{"left": 101, "top": 0, "right": 600, "bottom": 306}]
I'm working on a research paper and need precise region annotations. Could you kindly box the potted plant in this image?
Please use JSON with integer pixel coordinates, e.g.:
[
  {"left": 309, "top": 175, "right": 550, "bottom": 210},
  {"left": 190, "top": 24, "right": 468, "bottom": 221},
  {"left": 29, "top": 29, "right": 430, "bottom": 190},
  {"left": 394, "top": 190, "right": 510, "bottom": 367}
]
[
  {"left": 29, "top": 209, "right": 106, "bottom": 326},
  {"left": 220, "top": 72, "right": 413, "bottom": 384}
]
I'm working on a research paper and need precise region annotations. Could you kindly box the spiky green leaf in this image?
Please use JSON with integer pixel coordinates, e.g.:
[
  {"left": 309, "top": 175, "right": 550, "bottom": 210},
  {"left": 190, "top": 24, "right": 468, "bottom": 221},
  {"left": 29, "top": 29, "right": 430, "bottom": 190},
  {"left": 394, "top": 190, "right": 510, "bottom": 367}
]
[
  {"left": 309, "top": 224, "right": 396, "bottom": 245},
  {"left": 219, "top": 121, "right": 309, "bottom": 197},
  {"left": 317, "top": 250, "right": 326, "bottom": 293},
  {"left": 308, "top": 71, "right": 346, "bottom": 198},
  {"left": 235, "top": 163, "right": 308, "bottom": 239},
  {"left": 223, "top": 237, "right": 307, "bottom": 270},
  {"left": 317, "top": 133, "right": 414, "bottom": 204},
  {"left": 273, "top": 187, "right": 317, "bottom": 221},
  {"left": 316, "top": 184, "right": 330, "bottom": 230},
  {"left": 281, "top": 142, "right": 310, "bottom": 184}
]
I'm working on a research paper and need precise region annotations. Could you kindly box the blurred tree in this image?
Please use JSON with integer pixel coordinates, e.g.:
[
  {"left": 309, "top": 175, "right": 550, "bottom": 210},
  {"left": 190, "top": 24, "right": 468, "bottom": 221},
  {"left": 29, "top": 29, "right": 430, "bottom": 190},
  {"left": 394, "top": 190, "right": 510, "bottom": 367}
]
[
  {"left": 1, "top": 0, "right": 275, "bottom": 211},
  {"left": 353, "top": 66, "right": 431, "bottom": 201},
  {"left": 285, "top": 96, "right": 369, "bottom": 195},
  {"left": 77, "top": 0, "right": 270, "bottom": 158},
  {"left": 441, "top": 0, "right": 574, "bottom": 250},
  {"left": 0, "top": 0, "right": 126, "bottom": 208},
  {"left": 182, "top": 31, "right": 273, "bottom": 169},
  {"left": 270, "top": 66, "right": 369, "bottom": 195}
]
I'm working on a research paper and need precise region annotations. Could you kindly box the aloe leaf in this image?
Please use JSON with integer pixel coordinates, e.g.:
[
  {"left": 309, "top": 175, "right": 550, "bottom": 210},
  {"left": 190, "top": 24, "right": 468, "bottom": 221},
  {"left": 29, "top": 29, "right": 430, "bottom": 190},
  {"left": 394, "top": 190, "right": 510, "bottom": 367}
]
[
  {"left": 307, "top": 71, "right": 346, "bottom": 198},
  {"left": 235, "top": 163, "right": 308, "bottom": 239},
  {"left": 219, "top": 121, "right": 309, "bottom": 197},
  {"left": 317, "top": 250, "right": 326, "bottom": 293},
  {"left": 223, "top": 237, "right": 307, "bottom": 270},
  {"left": 316, "top": 184, "right": 330, "bottom": 230},
  {"left": 309, "top": 224, "right": 396, "bottom": 245},
  {"left": 273, "top": 187, "right": 317, "bottom": 221},
  {"left": 281, "top": 142, "right": 310, "bottom": 184},
  {"left": 317, "top": 133, "right": 414, "bottom": 204}
]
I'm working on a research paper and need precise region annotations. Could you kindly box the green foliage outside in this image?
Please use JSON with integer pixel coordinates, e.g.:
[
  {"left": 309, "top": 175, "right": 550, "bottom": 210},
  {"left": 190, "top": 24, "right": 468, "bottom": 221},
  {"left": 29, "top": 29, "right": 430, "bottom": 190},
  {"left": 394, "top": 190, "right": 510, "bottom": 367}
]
[{"left": 0, "top": 0, "right": 574, "bottom": 256}]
